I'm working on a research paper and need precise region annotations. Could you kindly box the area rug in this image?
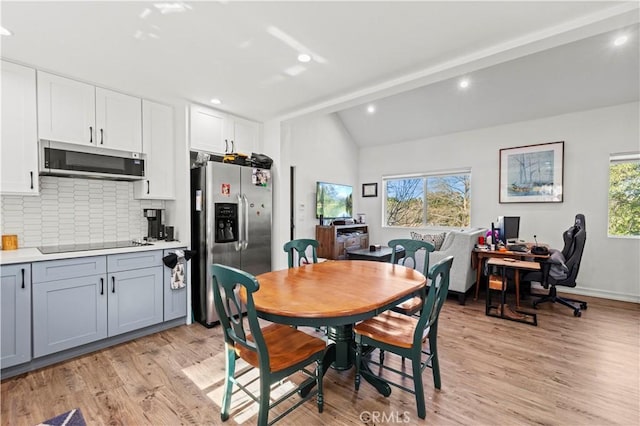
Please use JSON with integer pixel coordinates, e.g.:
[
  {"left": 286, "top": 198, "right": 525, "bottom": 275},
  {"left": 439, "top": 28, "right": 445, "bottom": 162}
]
[{"left": 37, "top": 408, "right": 86, "bottom": 426}]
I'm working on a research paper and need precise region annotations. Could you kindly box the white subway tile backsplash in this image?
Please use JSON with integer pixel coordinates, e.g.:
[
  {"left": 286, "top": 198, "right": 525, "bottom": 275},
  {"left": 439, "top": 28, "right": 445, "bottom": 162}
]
[{"left": 0, "top": 176, "right": 165, "bottom": 247}]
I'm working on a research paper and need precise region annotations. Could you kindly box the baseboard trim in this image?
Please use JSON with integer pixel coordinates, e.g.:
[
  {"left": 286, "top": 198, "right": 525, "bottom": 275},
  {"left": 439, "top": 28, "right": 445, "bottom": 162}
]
[{"left": 531, "top": 282, "right": 639, "bottom": 303}]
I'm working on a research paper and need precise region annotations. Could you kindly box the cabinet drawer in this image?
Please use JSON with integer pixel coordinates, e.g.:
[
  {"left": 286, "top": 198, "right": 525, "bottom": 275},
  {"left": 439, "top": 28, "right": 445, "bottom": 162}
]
[
  {"left": 343, "top": 237, "right": 359, "bottom": 248},
  {"left": 107, "top": 250, "right": 162, "bottom": 273},
  {"left": 33, "top": 256, "right": 106, "bottom": 283}
]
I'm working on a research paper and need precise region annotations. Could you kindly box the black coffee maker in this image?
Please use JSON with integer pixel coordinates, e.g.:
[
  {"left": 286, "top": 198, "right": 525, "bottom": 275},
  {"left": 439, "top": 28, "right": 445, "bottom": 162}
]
[{"left": 144, "top": 209, "right": 164, "bottom": 241}]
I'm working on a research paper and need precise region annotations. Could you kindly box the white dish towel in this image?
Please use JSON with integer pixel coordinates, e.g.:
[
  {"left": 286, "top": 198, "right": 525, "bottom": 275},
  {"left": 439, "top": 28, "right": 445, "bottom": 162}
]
[{"left": 171, "top": 249, "right": 186, "bottom": 290}]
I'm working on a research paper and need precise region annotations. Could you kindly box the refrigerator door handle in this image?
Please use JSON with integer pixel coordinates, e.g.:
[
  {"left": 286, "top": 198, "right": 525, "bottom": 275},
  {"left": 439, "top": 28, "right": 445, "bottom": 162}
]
[
  {"left": 242, "top": 194, "right": 249, "bottom": 250},
  {"left": 235, "top": 193, "right": 243, "bottom": 251}
]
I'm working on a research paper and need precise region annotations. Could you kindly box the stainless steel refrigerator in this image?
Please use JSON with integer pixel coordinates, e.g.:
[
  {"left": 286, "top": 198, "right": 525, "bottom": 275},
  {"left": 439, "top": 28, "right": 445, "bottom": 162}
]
[{"left": 190, "top": 161, "right": 272, "bottom": 327}]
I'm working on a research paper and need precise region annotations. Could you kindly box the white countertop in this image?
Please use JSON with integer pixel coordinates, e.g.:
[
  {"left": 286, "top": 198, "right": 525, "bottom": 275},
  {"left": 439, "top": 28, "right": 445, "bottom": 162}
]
[{"left": 0, "top": 241, "right": 188, "bottom": 265}]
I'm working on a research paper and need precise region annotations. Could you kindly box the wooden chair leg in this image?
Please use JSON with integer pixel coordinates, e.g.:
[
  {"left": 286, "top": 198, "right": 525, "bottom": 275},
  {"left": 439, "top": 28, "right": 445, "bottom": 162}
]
[
  {"left": 258, "top": 374, "right": 271, "bottom": 426},
  {"left": 316, "top": 359, "right": 324, "bottom": 413},
  {"left": 355, "top": 342, "right": 362, "bottom": 390},
  {"left": 429, "top": 334, "right": 441, "bottom": 389},
  {"left": 412, "top": 356, "right": 426, "bottom": 419},
  {"left": 221, "top": 346, "right": 235, "bottom": 421}
]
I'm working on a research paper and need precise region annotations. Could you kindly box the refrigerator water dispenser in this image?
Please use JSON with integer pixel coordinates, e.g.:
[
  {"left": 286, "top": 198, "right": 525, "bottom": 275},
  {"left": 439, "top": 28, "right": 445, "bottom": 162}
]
[{"left": 214, "top": 203, "right": 238, "bottom": 243}]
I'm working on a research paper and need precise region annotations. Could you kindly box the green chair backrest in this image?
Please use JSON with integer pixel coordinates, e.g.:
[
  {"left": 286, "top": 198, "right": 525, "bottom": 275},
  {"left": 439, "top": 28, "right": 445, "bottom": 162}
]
[
  {"left": 414, "top": 256, "right": 454, "bottom": 346},
  {"left": 283, "top": 239, "right": 319, "bottom": 268},
  {"left": 387, "top": 239, "right": 436, "bottom": 276},
  {"left": 211, "top": 264, "right": 269, "bottom": 369}
]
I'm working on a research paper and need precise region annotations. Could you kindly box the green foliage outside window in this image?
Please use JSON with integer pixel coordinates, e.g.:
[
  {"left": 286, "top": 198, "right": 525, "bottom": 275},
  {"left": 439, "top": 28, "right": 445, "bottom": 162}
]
[
  {"left": 608, "top": 159, "right": 640, "bottom": 236},
  {"left": 384, "top": 173, "right": 471, "bottom": 227}
]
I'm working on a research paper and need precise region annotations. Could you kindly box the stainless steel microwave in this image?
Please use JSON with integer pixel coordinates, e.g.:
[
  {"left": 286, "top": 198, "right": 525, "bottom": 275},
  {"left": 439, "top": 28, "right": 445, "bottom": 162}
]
[{"left": 39, "top": 140, "right": 145, "bottom": 181}]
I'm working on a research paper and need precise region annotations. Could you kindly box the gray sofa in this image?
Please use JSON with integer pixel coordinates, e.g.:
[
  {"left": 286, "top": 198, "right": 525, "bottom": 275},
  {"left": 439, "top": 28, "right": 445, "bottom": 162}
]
[{"left": 412, "top": 228, "right": 487, "bottom": 304}]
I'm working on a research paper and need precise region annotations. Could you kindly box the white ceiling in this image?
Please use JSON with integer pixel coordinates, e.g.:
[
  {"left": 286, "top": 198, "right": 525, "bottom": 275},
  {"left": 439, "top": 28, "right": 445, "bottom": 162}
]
[
  {"left": 1, "top": 1, "right": 639, "bottom": 147},
  {"left": 337, "top": 23, "right": 640, "bottom": 146}
]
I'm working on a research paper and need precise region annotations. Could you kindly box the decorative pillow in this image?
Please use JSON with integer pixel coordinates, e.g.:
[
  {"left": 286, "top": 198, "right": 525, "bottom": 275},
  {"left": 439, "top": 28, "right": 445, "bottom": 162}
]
[
  {"left": 410, "top": 231, "right": 447, "bottom": 250},
  {"left": 547, "top": 248, "right": 569, "bottom": 280}
]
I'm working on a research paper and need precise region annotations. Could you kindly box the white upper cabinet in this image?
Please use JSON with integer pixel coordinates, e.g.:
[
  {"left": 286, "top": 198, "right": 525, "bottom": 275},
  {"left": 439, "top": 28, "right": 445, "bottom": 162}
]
[
  {"left": 37, "top": 71, "right": 142, "bottom": 152},
  {"left": 134, "top": 100, "right": 175, "bottom": 200},
  {"left": 95, "top": 88, "right": 142, "bottom": 152},
  {"left": 190, "top": 104, "right": 225, "bottom": 154},
  {"left": 1, "top": 61, "right": 39, "bottom": 195},
  {"left": 37, "top": 71, "right": 95, "bottom": 146},
  {"left": 225, "top": 116, "right": 259, "bottom": 155}
]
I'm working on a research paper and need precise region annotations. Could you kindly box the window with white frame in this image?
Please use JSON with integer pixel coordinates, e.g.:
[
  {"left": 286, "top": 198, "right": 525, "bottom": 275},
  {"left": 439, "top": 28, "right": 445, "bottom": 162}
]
[
  {"left": 383, "top": 170, "right": 471, "bottom": 228},
  {"left": 608, "top": 152, "right": 640, "bottom": 237}
]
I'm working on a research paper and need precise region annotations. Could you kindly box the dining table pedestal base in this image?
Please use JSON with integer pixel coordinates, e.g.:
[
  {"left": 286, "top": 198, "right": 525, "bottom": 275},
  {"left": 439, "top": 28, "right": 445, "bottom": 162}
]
[{"left": 327, "top": 325, "right": 354, "bottom": 370}]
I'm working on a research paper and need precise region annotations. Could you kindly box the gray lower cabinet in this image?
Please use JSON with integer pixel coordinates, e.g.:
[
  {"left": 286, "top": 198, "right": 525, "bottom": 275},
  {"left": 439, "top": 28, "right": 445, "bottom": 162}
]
[
  {"left": 108, "top": 266, "right": 163, "bottom": 336},
  {"left": 107, "top": 250, "right": 164, "bottom": 336},
  {"left": 163, "top": 248, "right": 188, "bottom": 321},
  {"left": 32, "top": 256, "right": 108, "bottom": 357},
  {"left": 1, "top": 264, "right": 32, "bottom": 368},
  {"left": 32, "top": 251, "right": 164, "bottom": 357}
]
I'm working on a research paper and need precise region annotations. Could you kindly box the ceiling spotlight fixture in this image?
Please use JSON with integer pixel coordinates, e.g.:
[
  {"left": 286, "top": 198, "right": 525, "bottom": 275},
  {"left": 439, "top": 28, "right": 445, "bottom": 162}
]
[
  {"left": 613, "top": 35, "right": 628, "bottom": 47},
  {"left": 210, "top": 98, "right": 222, "bottom": 105},
  {"left": 366, "top": 105, "right": 376, "bottom": 114},
  {"left": 297, "top": 53, "right": 311, "bottom": 63},
  {"left": 459, "top": 78, "right": 470, "bottom": 89},
  {"left": 0, "top": 26, "right": 13, "bottom": 36}
]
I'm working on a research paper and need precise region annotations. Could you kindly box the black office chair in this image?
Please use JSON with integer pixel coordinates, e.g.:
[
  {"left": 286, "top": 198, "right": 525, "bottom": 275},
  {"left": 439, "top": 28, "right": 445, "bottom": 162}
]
[{"left": 522, "top": 214, "right": 588, "bottom": 317}]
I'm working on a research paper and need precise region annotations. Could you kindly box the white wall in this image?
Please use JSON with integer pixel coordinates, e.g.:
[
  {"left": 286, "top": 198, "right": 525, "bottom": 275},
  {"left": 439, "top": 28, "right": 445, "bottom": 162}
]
[
  {"left": 357, "top": 102, "right": 640, "bottom": 302},
  {"left": 262, "top": 119, "right": 285, "bottom": 271},
  {"left": 271, "top": 114, "right": 360, "bottom": 270}
]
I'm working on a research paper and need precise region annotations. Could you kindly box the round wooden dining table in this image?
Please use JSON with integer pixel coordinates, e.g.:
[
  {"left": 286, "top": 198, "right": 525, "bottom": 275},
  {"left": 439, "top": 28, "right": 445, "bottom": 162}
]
[
  {"left": 253, "top": 260, "right": 426, "bottom": 395},
  {"left": 254, "top": 259, "right": 425, "bottom": 325}
]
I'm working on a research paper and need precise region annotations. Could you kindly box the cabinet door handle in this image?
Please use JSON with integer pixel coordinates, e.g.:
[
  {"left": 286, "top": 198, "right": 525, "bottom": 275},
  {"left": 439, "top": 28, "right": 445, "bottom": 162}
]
[
  {"left": 30, "top": 171, "right": 34, "bottom": 189},
  {"left": 225, "top": 139, "right": 229, "bottom": 153},
  {"left": 89, "top": 126, "right": 93, "bottom": 143},
  {"left": 100, "top": 128, "right": 104, "bottom": 144},
  {"left": 147, "top": 180, "right": 150, "bottom": 194},
  {"left": 21, "top": 268, "right": 25, "bottom": 289},
  {"left": 100, "top": 278, "right": 104, "bottom": 295},
  {"left": 112, "top": 276, "right": 116, "bottom": 293},
  {"left": 231, "top": 140, "right": 235, "bottom": 153}
]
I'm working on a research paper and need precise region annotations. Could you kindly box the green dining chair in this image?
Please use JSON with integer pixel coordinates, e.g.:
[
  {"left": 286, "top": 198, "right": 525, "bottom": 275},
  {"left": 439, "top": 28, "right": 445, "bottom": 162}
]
[
  {"left": 283, "top": 239, "right": 319, "bottom": 267},
  {"left": 380, "top": 239, "right": 436, "bottom": 364},
  {"left": 387, "top": 239, "right": 436, "bottom": 316},
  {"left": 211, "top": 264, "right": 327, "bottom": 426},
  {"left": 283, "top": 238, "right": 325, "bottom": 333},
  {"left": 354, "top": 256, "right": 454, "bottom": 420}
]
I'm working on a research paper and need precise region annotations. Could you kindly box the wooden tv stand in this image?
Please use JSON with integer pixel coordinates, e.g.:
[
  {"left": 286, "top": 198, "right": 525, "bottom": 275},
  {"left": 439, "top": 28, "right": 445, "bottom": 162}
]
[{"left": 316, "top": 224, "right": 369, "bottom": 260}]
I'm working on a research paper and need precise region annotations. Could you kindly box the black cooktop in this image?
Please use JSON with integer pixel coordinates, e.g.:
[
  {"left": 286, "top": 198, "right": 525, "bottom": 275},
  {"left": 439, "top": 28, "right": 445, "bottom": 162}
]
[{"left": 38, "top": 240, "right": 153, "bottom": 254}]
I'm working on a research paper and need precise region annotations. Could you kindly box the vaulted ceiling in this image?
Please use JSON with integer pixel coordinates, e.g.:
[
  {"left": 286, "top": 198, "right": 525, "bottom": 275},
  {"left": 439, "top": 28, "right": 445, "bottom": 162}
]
[{"left": 2, "top": 1, "right": 638, "bottom": 146}]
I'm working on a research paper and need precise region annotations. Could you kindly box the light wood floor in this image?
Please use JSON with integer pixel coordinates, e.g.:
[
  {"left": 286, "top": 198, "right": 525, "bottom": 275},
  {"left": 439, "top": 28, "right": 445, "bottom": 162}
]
[{"left": 2, "top": 292, "right": 639, "bottom": 425}]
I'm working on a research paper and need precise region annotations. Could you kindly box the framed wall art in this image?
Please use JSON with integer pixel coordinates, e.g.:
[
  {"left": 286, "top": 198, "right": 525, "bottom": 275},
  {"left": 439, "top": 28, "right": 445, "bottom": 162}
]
[
  {"left": 499, "top": 141, "right": 564, "bottom": 203},
  {"left": 362, "top": 182, "right": 378, "bottom": 197}
]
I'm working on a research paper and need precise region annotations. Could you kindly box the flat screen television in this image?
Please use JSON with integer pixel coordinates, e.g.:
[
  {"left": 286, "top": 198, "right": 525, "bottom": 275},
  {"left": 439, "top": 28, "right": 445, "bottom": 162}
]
[{"left": 316, "top": 181, "right": 353, "bottom": 219}]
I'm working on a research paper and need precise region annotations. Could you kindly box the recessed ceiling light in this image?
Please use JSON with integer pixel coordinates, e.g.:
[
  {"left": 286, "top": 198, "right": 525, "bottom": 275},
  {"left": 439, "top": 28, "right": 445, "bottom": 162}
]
[
  {"left": 459, "top": 78, "right": 470, "bottom": 89},
  {"left": 613, "top": 35, "right": 628, "bottom": 47},
  {"left": 366, "top": 105, "right": 376, "bottom": 114},
  {"left": 210, "top": 98, "right": 222, "bottom": 105},
  {"left": 297, "top": 53, "right": 311, "bottom": 63},
  {"left": 0, "top": 26, "right": 13, "bottom": 36}
]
